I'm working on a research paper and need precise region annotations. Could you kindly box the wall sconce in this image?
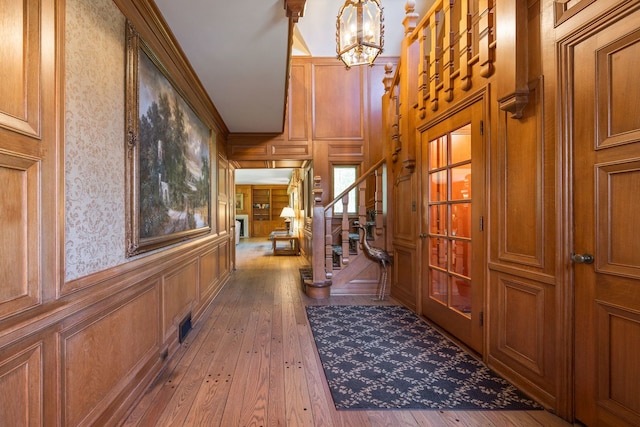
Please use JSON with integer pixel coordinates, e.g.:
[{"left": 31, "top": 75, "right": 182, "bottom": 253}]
[
  {"left": 336, "top": 0, "right": 384, "bottom": 69},
  {"left": 280, "top": 206, "right": 295, "bottom": 232}
]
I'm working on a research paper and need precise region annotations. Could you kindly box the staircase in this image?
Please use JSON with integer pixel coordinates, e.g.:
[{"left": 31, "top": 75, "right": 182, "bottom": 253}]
[{"left": 303, "top": 159, "right": 389, "bottom": 298}]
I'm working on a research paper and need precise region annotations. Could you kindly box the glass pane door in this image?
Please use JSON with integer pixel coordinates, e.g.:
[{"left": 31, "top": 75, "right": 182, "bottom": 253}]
[
  {"left": 420, "top": 100, "right": 484, "bottom": 354},
  {"left": 427, "top": 124, "right": 472, "bottom": 316}
]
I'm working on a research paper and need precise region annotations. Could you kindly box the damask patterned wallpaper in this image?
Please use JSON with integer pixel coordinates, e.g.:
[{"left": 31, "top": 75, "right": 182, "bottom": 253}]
[{"left": 65, "top": 0, "right": 127, "bottom": 280}]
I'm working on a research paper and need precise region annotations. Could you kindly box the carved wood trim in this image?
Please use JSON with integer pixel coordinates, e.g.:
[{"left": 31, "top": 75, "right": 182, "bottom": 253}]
[
  {"left": 284, "top": 0, "right": 306, "bottom": 23},
  {"left": 496, "top": 0, "right": 530, "bottom": 119},
  {"left": 554, "top": 0, "right": 596, "bottom": 26}
]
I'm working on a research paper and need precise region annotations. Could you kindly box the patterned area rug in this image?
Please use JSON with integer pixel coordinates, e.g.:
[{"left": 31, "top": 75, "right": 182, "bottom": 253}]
[{"left": 305, "top": 305, "right": 541, "bottom": 410}]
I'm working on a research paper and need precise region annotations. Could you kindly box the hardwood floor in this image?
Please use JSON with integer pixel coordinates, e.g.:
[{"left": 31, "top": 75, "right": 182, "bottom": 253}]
[{"left": 122, "top": 238, "right": 571, "bottom": 426}]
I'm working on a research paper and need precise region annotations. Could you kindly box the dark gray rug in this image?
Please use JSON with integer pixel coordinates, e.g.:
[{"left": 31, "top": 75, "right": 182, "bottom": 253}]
[{"left": 305, "top": 305, "right": 541, "bottom": 410}]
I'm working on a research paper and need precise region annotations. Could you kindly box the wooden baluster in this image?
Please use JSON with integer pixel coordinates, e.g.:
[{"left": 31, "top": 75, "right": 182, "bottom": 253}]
[
  {"left": 382, "top": 63, "right": 398, "bottom": 164},
  {"left": 418, "top": 26, "right": 429, "bottom": 119},
  {"left": 341, "top": 195, "right": 350, "bottom": 266},
  {"left": 429, "top": 9, "right": 442, "bottom": 112},
  {"left": 442, "top": 0, "right": 454, "bottom": 102},
  {"left": 325, "top": 205, "right": 334, "bottom": 274},
  {"left": 392, "top": 85, "right": 401, "bottom": 162},
  {"left": 459, "top": 0, "right": 472, "bottom": 91},
  {"left": 356, "top": 181, "right": 366, "bottom": 249},
  {"left": 375, "top": 167, "right": 383, "bottom": 236},
  {"left": 478, "top": 0, "right": 495, "bottom": 78}
]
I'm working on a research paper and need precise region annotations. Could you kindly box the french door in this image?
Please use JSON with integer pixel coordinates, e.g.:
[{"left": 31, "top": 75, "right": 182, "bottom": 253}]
[{"left": 420, "top": 101, "right": 485, "bottom": 353}]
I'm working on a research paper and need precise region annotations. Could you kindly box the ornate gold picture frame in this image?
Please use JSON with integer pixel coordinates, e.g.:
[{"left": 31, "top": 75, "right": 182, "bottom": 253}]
[{"left": 125, "top": 22, "right": 212, "bottom": 257}]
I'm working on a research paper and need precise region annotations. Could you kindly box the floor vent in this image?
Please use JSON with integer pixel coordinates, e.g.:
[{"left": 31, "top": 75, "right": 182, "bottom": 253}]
[{"left": 179, "top": 313, "right": 192, "bottom": 344}]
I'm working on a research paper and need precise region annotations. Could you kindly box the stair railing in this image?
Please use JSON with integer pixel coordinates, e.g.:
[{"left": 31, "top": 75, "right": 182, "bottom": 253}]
[{"left": 310, "top": 159, "right": 386, "bottom": 289}]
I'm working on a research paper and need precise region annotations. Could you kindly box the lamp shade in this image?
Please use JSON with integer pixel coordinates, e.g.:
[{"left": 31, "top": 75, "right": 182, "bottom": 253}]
[
  {"left": 280, "top": 207, "right": 295, "bottom": 218},
  {"left": 336, "top": 0, "right": 384, "bottom": 68}
]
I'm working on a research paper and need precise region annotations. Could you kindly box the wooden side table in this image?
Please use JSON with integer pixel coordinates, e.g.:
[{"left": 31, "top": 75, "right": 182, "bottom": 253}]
[{"left": 270, "top": 232, "right": 300, "bottom": 256}]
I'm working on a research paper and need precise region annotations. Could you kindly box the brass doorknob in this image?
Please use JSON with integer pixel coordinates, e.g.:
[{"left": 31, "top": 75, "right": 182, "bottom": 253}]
[{"left": 571, "top": 253, "right": 594, "bottom": 264}]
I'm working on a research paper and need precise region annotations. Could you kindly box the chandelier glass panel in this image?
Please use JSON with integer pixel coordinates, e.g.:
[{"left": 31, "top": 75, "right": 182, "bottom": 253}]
[{"left": 336, "top": 0, "right": 384, "bottom": 68}]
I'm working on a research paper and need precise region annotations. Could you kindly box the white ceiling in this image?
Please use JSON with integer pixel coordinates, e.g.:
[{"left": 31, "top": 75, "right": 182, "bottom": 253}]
[{"left": 154, "top": 0, "right": 430, "bottom": 134}]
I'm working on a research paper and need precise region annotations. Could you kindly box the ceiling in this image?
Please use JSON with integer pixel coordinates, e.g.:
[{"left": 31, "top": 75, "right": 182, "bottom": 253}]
[{"left": 153, "top": 0, "right": 429, "bottom": 184}]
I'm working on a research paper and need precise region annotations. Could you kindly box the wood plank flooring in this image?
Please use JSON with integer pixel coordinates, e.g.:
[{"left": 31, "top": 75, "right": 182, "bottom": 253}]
[{"left": 122, "top": 238, "right": 572, "bottom": 426}]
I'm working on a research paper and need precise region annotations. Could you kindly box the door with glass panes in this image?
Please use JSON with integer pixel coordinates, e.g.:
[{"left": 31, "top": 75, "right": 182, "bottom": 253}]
[{"left": 420, "top": 101, "right": 485, "bottom": 353}]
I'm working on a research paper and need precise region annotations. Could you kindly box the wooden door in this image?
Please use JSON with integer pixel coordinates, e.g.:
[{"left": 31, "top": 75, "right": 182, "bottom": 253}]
[
  {"left": 420, "top": 101, "right": 485, "bottom": 353},
  {"left": 569, "top": 7, "right": 640, "bottom": 426}
]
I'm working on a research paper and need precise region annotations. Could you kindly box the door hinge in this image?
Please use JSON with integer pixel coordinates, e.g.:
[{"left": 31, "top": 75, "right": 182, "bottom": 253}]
[
  {"left": 480, "top": 120, "right": 484, "bottom": 136},
  {"left": 479, "top": 216, "right": 484, "bottom": 231},
  {"left": 479, "top": 311, "right": 484, "bottom": 326}
]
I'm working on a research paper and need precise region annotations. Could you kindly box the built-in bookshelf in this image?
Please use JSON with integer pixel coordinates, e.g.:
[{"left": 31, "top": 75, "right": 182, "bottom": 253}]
[{"left": 250, "top": 186, "right": 289, "bottom": 236}]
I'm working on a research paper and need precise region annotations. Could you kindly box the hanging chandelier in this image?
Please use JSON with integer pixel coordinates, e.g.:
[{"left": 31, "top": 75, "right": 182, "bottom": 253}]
[{"left": 336, "top": 0, "right": 384, "bottom": 69}]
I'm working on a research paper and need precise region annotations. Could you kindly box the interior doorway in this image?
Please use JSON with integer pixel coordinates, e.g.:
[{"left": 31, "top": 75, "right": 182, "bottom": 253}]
[
  {"left": 564, "top": 7, "right": 640, "bottom": 425},
  {"left": 419, "top": 100, "right": 486, "bottom": 354}
]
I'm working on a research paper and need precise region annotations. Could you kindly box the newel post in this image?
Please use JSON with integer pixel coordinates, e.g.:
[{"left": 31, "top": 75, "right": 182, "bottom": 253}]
[{"left": 308, "top": 176, "right": 331, "bottom": 298}]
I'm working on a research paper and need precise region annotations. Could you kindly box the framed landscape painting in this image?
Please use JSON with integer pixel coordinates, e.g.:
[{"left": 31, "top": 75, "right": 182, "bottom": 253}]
[{"left": 125, "top": 22, "right": 212, "bottom": 256}]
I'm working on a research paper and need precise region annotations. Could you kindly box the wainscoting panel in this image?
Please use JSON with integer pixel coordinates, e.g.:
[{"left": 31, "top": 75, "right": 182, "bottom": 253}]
[
  {"left": 60, "top": 284, "right": 159, "bottom": 426},
  {"left": 0, "top": 343, "right": 42, "bottom": 426},
  {"left": 0, "top": 153, "right": 40, "bottom": 320},
  {"left": 392, "top": 247, "right": 417, "bottom": 311},
  {"left": 162, "top": 261, "right": 198, "bottom": 342},
  {"left": 199, "top": 246, "right": 220, "bottom": 300},
  {"left": 488, "top": 271, "right": 556, "bottom": 407}
]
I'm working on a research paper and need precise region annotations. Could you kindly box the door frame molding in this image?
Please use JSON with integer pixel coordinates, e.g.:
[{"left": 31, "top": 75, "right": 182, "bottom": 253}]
[{"left": 415, "top": 89, "right": 488, "bottom": 355}]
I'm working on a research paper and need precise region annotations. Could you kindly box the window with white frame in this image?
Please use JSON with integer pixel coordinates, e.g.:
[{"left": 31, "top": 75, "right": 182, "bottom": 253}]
[{"left": 333, "top": 165, "right": 358, "bottom": 214}]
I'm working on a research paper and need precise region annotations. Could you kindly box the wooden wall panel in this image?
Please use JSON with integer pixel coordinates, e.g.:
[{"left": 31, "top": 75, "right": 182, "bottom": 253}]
[
  {"left": 0, "top": 343, "right": 42, "bottom": 426},
  {"left": 162, "top": 261, "right": 198, "bottom": 341},
  {"left": 391, "top": 248, "right": 416, "bottom": 311},
  {"left": 61, "top": 285, "right": 159, "bottom": 426},
  {"left": 312, "top": 63, "right": 364, "bottom": 140},
  {"left": 219, "top": 240, "right": 230, "bottom": 277},
  {"left": 199, "top": 246, "right": 219, "bottom": 299},
  {"left": 0, "top": 0, "right": 234, "bottom": 424},
  {"left": 228, "top": 133, "right": 312, "bottom": 161},
  {"left": 0, "top": 0, "right": 40, "bottom": 137},
  {"left": 326, "top": 143, "right": 364, "bottom": 158},
  {"left": 495, "top": 276, "right": 545, "bottom": 374},
  {"left": 496, "top": 78, "right": 545, "bottom": 268},
  {"left": 288, "top": 63, "right": 309, "bottom": 141},
  {"left": 392, "top": 173, "right": 416, "bottom": 243},
  {"left": 229, "top": 139, "right": 270, "bottom": 157},
  {"left": 0, "top": 153, "right": 40, "bottom": 319},
  {"left": 488, "top": 271, "right": 555, "bottom": 406},
  {"left": 271, "top": 142, "right": 310, "bottom": 157}
]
